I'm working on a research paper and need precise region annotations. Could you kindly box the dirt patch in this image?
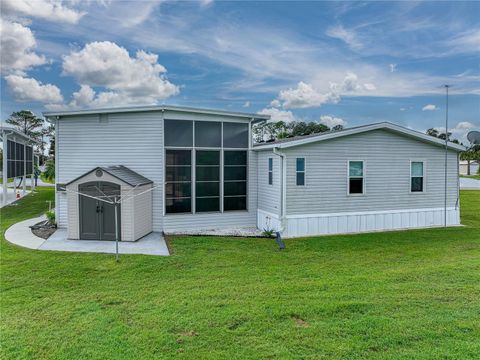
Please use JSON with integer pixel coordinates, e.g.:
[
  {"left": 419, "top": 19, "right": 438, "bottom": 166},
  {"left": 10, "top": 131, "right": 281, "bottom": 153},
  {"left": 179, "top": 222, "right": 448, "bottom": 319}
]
[
  {"left": 30, "top": 221, "right": 57, "bottom": 239},
  {"left": 291, "top": 315, "right": 309, "bottom": 328}
]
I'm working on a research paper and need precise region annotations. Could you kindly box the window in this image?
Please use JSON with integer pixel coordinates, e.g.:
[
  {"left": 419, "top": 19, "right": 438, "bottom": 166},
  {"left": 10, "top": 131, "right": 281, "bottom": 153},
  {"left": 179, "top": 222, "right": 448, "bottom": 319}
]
[
  {"left": 224, "top": 151, "right": 247, "bottom": 210},
  {"left": 164, "top": 120, "right": 193, "bottom": 147},
  {"left": 296, "top": 158, "right": 305, "bottom": 186},
  {"left": 196, "top": 150, "right": 220, "bottom": 212},
  {"left": 165, "top": 150, "right": 192, "bottom": 213},
  {"left": 411, "top": 161, "right": 424, "bottom": 192},
  {"left": 223, "top": 122, "right": 248, "bottom": 148},
  {"left": 268, "top": 158, "right": 273, "bottom": 185},
  {"left": 195, "top": 121, "right": 221, "bottom": 148},
  {"left": 348, "top": 161, "right": 364, "bottom": 194}
]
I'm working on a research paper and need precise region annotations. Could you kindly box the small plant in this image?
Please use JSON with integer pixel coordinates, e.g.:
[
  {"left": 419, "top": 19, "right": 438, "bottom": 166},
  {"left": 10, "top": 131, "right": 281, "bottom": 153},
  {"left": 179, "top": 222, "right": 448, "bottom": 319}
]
[
  {"left": 46, "top": 210, "right": 55, "bottom": 225},
  {"left": 43, "top": 159, "right": 55, "bottom": 182},
  {"left": 262, "top": 228, "right": 275, "bottom": 238}
]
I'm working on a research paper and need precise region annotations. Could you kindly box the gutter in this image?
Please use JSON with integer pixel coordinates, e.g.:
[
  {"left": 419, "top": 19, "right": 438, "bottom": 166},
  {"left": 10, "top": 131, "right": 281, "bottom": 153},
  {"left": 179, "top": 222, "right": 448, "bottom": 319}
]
[{"left": 273, "top": 147, "right": 287, "bottom": 233}]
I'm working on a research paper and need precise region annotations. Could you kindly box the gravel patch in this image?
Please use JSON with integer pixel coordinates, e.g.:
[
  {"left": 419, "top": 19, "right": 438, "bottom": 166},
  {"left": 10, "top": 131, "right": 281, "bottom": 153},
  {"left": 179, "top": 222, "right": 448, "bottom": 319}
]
[
  {"left": 165, "top": 227, "right": 265, "bottom": 238},
  {"left": 30, "top": 221, "right": 57, "bottom": 240}
]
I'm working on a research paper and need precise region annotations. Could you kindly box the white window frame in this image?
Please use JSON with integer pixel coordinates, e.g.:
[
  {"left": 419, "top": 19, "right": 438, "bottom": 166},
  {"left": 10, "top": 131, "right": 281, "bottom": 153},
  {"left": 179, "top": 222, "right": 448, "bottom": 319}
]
[
  {"left": 295, "top": 157, "right": 306, "bottom": 186},
  {"left": 347, "top": 160, "right": 365, "bottom": 196},
  {"left": 268, "top": 157, "right": 273, "bottom": 185},
  {"left": 410, "top": 160, "right": 426, "bottom": 194}
]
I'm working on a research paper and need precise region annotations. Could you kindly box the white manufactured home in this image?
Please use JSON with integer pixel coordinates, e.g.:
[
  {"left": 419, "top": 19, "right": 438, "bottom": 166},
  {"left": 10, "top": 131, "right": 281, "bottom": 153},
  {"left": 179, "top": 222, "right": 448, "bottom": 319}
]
[{"left": 44, "top": 106, "right": 465, "bottom": 240}]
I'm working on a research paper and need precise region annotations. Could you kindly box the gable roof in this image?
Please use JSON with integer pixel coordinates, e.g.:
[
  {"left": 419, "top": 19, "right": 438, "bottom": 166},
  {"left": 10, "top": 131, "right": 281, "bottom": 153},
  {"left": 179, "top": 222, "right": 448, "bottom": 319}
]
[
  {"left": 43, "top": 105, "right": 270, "bottom": 123},
  {"left": 253, "top": 122, "right": 466, "bottom": 152},
  {"left": 66, "top": 165, "right": 153, "bottom": 187}
]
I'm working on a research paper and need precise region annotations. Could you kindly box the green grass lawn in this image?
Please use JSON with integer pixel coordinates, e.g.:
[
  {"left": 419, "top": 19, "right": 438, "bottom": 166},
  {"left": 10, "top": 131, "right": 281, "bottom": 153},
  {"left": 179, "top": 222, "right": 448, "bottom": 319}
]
[{"left": 1, "top": 188, "right": 479, "bottom": 359}]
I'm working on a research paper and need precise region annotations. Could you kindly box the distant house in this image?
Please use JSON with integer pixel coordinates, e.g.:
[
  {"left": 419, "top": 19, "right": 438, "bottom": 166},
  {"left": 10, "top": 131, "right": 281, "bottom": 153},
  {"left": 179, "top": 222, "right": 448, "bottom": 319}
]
[
  {"left": 44, "top": 106, "right": 465, "bottom": 240},
  {"left": 459, "top": 160, "right": 479, "bottom": 176}
]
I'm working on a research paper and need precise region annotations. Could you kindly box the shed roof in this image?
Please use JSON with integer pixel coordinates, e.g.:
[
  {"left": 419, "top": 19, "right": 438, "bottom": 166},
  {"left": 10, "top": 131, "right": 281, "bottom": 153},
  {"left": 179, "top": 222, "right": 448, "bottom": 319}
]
[
  {"left": 253, "top": 122, "right": 466, "bottom": 152},
  {"left": 66, "top": 165, "right": 153, "bottom": 187}
]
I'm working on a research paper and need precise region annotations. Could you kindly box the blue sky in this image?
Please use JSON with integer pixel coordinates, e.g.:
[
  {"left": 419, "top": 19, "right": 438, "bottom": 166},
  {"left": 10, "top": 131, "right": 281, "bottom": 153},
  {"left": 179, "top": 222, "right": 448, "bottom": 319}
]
[{"left": 1, "top": 0, "right": 479, "bottom": 143}]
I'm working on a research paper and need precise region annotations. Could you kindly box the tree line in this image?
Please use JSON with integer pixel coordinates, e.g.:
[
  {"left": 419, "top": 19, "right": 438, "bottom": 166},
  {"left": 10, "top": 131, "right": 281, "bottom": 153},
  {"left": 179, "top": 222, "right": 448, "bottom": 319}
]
[
  {"left": 253, "top": 121, "right": 343, "bottom": 143},
  {"left": 426, "top": 127, "right": 480, "bottom": 175}
]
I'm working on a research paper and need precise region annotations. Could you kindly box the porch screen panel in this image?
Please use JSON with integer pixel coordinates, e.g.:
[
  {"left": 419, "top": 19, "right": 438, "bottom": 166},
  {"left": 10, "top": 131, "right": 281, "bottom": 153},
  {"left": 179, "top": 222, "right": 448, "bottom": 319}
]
[
  {"left": 165, "top": 150, "right": 192, "bottom": 213},
  {"left": 223, "top": 122, "right": 248, "bottom": 148},
  {"left": 196, "top": 150, "right": 220, "bottom": 212},
  {"left": 26, "top": 145, "right": 33, "bottom": 175},
  {"left": 224, "top": 150, "right": 247, "bottom": 211}
]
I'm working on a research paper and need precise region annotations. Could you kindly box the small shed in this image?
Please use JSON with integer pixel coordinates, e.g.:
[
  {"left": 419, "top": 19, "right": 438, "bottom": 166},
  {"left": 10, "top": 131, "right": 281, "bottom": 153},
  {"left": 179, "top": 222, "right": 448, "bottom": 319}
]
[{"left": 64, "top": 165, "right": 153, "bottom": 241}]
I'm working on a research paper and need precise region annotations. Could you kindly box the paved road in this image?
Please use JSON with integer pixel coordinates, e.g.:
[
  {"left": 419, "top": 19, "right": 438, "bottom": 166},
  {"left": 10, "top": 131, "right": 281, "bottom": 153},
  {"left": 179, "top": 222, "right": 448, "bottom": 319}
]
[{"left": 460, "top": 177, "right": 480, "bottom": 189}]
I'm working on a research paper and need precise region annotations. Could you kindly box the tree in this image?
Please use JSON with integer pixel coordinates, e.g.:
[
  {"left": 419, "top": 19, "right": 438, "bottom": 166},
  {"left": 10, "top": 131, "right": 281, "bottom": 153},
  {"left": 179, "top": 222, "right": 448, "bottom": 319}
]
[
  {"left": 460, "top": 144, "right": 480, "bottom": 175},
  {"left": 253, "top": 120, "right": 332, "bottom": 143},
  {"left": 6, "top": 110, "right": 44, "bottom": 140},
  {"left": 426, "top": 128, "right": 439, "bottom": 138}
]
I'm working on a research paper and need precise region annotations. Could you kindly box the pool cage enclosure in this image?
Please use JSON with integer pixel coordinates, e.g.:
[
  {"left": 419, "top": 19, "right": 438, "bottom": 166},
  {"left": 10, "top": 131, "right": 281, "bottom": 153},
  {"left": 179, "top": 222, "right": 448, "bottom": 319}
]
[{"left": 1, "top": 126, "right": 38, "bottom": 206}]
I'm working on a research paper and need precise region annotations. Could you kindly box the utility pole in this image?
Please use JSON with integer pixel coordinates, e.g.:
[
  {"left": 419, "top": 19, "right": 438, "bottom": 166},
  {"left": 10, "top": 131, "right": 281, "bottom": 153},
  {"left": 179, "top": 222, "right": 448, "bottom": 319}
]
[{"left": 443, "top": 85, "right": 450, "bottom": 228}]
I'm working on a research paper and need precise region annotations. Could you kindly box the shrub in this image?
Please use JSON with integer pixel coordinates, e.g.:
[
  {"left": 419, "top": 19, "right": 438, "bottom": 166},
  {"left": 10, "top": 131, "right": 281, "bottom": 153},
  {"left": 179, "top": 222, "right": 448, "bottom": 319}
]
[
  {"left": 262, "top": 228, "right": 275, "bottom": 238},
  {"left": 46, "top": 210, "right": 55, "bottom": 224},
  {"left": 43, "top": 160, "right": 55, "bottom": 181}
]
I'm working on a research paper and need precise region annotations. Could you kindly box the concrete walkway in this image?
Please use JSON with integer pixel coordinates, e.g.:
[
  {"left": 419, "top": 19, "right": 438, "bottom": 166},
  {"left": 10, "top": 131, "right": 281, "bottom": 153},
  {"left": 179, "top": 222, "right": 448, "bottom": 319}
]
[
  {"left": 5, "top": 215, "right": 169, "bottom": 256},
  {"left": 460, "top": 177, "right": 480, "bottom": 190}
]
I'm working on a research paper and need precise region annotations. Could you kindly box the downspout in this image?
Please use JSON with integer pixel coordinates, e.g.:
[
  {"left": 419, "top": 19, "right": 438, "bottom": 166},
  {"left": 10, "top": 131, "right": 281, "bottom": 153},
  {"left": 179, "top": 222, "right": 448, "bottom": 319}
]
[{"left": 273, "top": 147, "right": 286, "bottom": 233}]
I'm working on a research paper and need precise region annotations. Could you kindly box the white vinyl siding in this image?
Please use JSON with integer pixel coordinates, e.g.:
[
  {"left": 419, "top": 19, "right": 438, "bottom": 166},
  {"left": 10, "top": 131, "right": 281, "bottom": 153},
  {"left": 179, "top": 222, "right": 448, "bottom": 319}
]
[
  {"left": 56, "top": 111, "right": 163, "bottom": 231},
  {"left": 283, "top": 129, "right": 459, "bottom": 215},
  {"left": 256, "top": 151, "right": 281, "bottom": 216}
]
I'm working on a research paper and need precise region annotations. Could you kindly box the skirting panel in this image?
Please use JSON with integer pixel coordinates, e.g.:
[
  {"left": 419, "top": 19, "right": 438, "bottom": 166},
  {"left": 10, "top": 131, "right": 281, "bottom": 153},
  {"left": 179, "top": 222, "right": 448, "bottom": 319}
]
[
  {"left": 282, "top": 207, "right": 460, "bottom": 238},
  {"left": 257, "top": 209, "right": 282, "bottom": 232}
]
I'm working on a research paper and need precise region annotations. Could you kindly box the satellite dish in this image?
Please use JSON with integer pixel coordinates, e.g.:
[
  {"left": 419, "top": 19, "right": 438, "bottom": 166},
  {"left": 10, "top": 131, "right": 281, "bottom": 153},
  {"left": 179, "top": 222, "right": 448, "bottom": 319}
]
[{"left": 467, "top": 131, "right": 480, "bottom": 145}]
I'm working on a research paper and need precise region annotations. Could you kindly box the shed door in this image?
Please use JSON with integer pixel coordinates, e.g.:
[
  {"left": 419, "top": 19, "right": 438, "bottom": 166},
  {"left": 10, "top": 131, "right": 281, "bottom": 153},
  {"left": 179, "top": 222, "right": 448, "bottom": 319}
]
[{"left": 79, "top": 182, "right": 121, "bottom": 240}]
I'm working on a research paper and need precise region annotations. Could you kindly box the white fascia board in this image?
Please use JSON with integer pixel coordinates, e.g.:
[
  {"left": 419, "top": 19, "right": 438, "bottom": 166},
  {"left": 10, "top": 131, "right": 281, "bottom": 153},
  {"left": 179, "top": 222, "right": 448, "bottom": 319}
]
[
  {"left": 43, "top": 105, "right": 270, "bottom": 122},
  {"left": 253, "top": 122, "right": 466, "bottom": 152}
]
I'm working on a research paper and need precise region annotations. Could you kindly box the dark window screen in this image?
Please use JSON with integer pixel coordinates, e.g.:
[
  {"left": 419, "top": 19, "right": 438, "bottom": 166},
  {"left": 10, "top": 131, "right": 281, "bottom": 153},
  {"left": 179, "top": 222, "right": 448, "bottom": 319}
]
[
  {"left": 223, "top": 122, "right": 248, "bottom": 148},
  {"left": 164, "top": 120, "right": 193, "bottom": 147},
  {"left": 165, "top": 149, "right": 192, "bottom": 213},
  {"left": 224, "top": 150, "right": 247, "bottom": 211},
  {"left": 195, "top": 121, "right": 221, "bottom": 148},
  {"left": 195, "top": 150, "right": 220, "bottom": 212}
]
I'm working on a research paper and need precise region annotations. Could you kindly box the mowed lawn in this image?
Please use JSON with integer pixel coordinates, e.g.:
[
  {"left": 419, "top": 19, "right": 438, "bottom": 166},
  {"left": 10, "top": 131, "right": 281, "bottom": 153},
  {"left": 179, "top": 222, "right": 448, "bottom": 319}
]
[{"left": 1, "top": 188, "right": 479, "bottom": 359}]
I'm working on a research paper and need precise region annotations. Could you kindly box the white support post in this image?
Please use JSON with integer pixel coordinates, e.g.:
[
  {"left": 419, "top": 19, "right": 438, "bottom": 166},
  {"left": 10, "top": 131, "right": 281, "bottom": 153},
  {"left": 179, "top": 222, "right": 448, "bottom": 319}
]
[
  {"left": 2, "top": 134, "right": 8, "bottom": 206},
  {"left": 23, "top": 144, "right": 27, "bottom": 195},
  {"left": 13, "top": 176, "right": 17, "bottom": 199}
]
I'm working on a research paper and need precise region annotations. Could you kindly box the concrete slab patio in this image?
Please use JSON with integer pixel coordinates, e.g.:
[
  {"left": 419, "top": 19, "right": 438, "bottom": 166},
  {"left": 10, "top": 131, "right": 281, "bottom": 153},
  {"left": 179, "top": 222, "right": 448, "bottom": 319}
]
[{"left": 5, "top": 215, "right": 169, "bottom": 256}]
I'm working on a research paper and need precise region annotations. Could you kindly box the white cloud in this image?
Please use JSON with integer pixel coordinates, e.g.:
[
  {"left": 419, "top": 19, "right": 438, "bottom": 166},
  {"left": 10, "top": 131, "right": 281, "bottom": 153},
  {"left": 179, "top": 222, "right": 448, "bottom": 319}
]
[
  {"left": 389, "top": 64, "right": 397, "bottom": 73},
  {"left": 61, "top": 41, "right": 178, "bottom": 107},
  {"left": 422, "top": 104, "right": 437, "bottom": 111},
  {"left": 326, "top": 25, "right": 362, "bottom": 50},
  {"left": 258, "top": 107, "right": 296, "bottom": 123},
  {"left": 243, "top": 101, "right": 250, "bottom": 108},
  {"left": 277, "top": 81, "right": 340, "bottom": 109},
  {"left": 274, "top": 73, "right": 374, "bottom": 109},
  {"left": 270, "top": 99, "right": 281, "bottom": 108},
  {"left": 319, "top": 115, "right": 346, "bottom": 128},
  {"left": 0, "top": 20, "right": 47, "bottom": 74},
  {"left": 5, "top": 75, "right": 63, "bottom": 103},
  {"left": 340, "top": 72, "right": 361, "bottom": 92},
  {"left": 1, "top": 0, "right": 86, "bottom": 24}
]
